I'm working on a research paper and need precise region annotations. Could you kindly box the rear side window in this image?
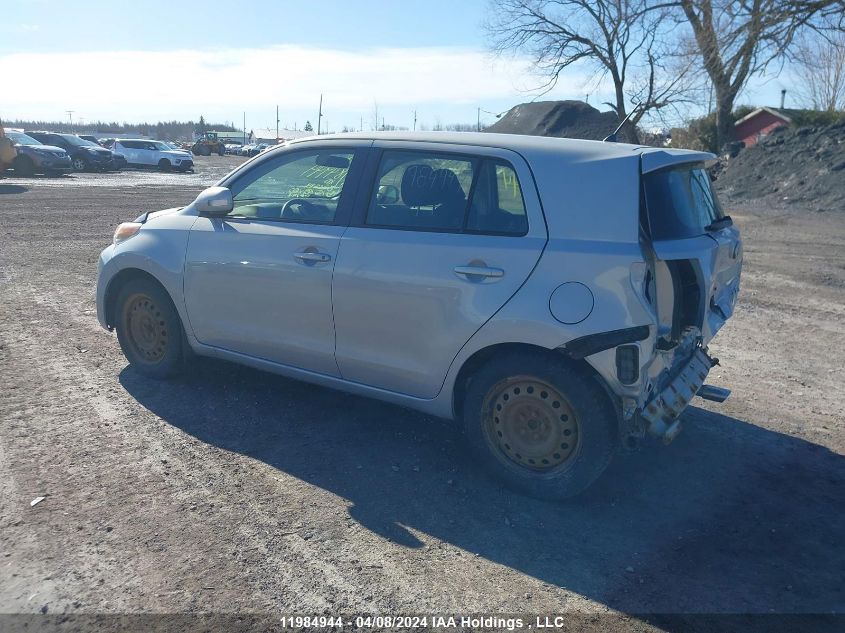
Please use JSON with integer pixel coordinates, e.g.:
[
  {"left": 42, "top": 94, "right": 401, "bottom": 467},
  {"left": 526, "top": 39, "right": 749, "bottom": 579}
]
[
  {"left": 466, "top": 161, "right": 528, "bottom": 235},
  {"left": 643, "top": 163, "right": 724, "bottom": 239},
  {"left": 366, "top": 150, "right": 528, "bottom": 235}
]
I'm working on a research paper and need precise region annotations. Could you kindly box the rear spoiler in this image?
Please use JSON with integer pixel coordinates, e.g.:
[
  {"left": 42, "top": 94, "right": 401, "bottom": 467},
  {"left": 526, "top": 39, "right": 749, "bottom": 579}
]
[{"left": 639, "top": 149, "right": 716, "bottom": 174}]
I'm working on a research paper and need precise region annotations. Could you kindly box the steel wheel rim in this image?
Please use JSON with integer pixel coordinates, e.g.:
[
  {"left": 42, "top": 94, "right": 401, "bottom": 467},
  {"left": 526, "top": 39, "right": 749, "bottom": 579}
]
[
  {"left": 123, "top": 293, "right": 167, "bottom": 363},
  {"left": 72, "top": 158, "right": 86, "bottom": 170},
  {"left": 482, "top": 376, "right": 580, "bottom": 472}
]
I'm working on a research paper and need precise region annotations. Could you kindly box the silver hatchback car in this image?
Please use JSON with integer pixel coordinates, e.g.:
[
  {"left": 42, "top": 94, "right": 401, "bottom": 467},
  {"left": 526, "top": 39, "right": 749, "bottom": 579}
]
[{"left": 97, "top": 132, "right": 742, "bottom": 499}]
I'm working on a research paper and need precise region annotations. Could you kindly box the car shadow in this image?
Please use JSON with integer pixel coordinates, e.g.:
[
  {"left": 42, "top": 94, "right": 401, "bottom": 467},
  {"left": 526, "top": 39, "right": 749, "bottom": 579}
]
[
  {"left": 0, "top": 184, "right": 29, "bottom": 194},
  {"left": 119, "top": 358, "right": 844, "bottom": 619}
]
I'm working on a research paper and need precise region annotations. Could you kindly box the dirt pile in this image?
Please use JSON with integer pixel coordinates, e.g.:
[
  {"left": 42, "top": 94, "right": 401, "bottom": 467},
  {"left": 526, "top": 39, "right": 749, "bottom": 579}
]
[
  {"left": 716, "top": 122, "right": 845, "bottom": 212},
  {"left": 485, "top": 100, "right": 619, "bottom": 141}
]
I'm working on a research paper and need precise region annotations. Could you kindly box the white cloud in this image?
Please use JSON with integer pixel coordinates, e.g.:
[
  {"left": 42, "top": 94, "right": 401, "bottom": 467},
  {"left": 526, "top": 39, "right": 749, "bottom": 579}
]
[{"left": 0, "top": 45, "right": 596, "bottom": 125}]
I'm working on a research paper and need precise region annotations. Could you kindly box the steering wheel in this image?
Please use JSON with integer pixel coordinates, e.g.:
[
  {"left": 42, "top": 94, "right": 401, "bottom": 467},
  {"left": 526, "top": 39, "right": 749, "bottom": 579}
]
[{"left": 281, "top": 198, "right": 316, "bottom": 218}]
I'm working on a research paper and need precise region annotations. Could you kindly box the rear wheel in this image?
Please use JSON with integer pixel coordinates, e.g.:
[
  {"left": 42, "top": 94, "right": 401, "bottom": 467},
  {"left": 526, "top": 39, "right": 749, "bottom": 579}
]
[
  {"left": 462, "top": 352, "right": 617, "bottom": 500},
  {"left": 114, "top": 278, "right": 183, "bottom": 379},
  {"left": 12, "top": 155, "right": 35, "bottom": 176},
  {"left": 71, "top": 156, "right": 88, "bottom": 171}
]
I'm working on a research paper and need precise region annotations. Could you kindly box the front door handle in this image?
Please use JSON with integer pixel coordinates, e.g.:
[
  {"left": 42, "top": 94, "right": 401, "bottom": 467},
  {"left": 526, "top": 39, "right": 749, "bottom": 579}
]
[
  {"left": 294, "top": 251, "right": 331, "bottom": 264},
  {"left": 454, "top": 265, "right": 505, "bottom": 280}
]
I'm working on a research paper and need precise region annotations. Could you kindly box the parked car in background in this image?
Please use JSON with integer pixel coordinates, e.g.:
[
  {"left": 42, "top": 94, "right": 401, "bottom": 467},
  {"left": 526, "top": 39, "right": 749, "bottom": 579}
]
[
  {"left": 224, "top": 143, "right": 242, "bottom": 155},
  {"left": 3, "top": 129, "right": 72, "bottom": 176},
  {"left": 26, "top": 132, "right": 119, "bottom": 172},
  {"left": 111, "top": 139, "right": 194, "bottom": 172},
  {"left": 112, "top": 152, "right": 129, "bottom": 170},
  {"left": 238, "top": 143, "right": 257, "bottom": 156},
  {"left": 96, "top": 131, "right": 742, "bottom": 499},
  {"left": 79, "top": 135, "right": 104, "bottom": 146}
]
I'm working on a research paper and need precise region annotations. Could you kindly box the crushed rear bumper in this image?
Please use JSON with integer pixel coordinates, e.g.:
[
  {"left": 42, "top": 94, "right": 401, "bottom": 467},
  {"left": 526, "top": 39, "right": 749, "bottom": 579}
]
[{"left": 640, "top": 347, "right": 713, "bottom": 443}]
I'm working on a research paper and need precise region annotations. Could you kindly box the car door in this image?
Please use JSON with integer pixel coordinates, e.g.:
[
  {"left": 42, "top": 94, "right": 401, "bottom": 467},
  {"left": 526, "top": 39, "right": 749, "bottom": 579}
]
[
  {"left": 332, "top": 144, "right": 548, "bottom": 399},
  {"left": 183, "top": 143, "right": 366, "bottom": 375},
  {"left": 114, "top": 141, "right": 135, "bottom": 164},
  {"left": 142, "top": 142, "right": 159, "bottom": 166}
]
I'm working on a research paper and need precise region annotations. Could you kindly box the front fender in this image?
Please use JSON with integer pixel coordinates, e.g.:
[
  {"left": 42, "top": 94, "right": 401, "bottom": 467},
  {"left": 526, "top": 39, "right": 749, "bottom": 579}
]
[{"left": 96, "top": 211, "right": 196, "bottom": 332}]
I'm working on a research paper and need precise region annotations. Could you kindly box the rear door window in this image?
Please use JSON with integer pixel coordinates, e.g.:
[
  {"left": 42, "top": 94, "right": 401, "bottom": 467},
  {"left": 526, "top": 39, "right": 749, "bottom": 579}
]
[
  {"left": 643, "top": 163, "right": 725, "bottom": 239},
  {"left": 365, "top": 150, "right": 528, "bottom": 235}
]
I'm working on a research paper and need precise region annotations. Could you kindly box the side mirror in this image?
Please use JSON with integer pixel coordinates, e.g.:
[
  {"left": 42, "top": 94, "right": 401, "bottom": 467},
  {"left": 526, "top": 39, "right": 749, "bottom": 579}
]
[
  {"left": 194, "top": 186, "right": 233, "bottom": 216},
  {"left": 376, "top": 184, "right": 400, "bottom": 205}
]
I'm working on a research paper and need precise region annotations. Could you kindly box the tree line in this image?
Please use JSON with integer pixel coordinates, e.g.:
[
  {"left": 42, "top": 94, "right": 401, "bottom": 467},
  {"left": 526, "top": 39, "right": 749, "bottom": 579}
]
[
  {"left": 4, "top": 117, "right": 238, "bottom": 141},
  {"left": 486, "top": 0, "right": 845, "bottom": 149}
]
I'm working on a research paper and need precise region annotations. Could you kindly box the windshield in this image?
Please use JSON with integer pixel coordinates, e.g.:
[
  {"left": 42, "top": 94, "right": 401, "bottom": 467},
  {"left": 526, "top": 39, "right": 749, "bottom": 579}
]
[
  {"left": 643, "top": 163, "right": 725, "bottom": 240},
  {"left": 62, "top": 135, "right": 100, "bottom": 147},
  {"left": 7, "top": 131, "right": 42, "bottom": 145},
  {"left": 152, "top": 141, "right": 172, "bottom": 151}
]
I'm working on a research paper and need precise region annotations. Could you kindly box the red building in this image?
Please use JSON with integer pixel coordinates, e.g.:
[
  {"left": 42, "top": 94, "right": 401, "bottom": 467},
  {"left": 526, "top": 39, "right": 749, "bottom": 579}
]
[{"left": 734, "top": 107, "right": 791, "bottom": 147}]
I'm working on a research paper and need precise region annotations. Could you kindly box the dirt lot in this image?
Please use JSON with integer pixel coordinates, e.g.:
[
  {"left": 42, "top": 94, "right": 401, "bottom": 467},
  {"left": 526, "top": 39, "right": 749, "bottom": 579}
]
[{"left": 0, "top": 157, "right": 843, "bottom": 630}]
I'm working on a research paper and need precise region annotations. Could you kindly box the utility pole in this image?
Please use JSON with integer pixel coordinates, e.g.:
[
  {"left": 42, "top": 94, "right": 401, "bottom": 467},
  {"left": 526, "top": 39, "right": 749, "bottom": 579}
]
[
  {"left": 276, "top": 105, "right": 279, "bottom": 141},
  {"left": 360, "top": 116, "right": 363, "bottom": 132},
  {"left": 66, "top": 110, "right": 75, "bottom": 132},
  {"left": 477, "top": 107, "right": 480, "bottom": 132},
  {"left": 317, "top": 94, "right": 323, "bottom": 135},
  {"left": 413, "top": 109, "right": 417, "bottom": 131}
]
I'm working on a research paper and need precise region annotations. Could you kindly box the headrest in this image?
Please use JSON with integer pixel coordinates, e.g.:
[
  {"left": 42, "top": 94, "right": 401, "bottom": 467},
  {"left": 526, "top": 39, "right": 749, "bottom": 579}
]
[
  {"left": 429, "top": 169, "right": 466, "bottom": 206},
  {"left": 401, "top": 164, "right": 435, "bottom": 207},
  {"left": 401, "top": 165, "right": 466, "bottom": 207}
]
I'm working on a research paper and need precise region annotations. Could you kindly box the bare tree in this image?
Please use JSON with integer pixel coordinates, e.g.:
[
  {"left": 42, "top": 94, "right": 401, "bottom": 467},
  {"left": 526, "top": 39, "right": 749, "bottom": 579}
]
[
  {"left": 371, "top": 100, "right": 381, "bottom": 132},
  {"left": 485, "top": 0, "right": 695, "bottom": 143},
  {"left": 678, "top": 0, "right": 844, "bottom": 149},
  {"left": 793, "top": 29, "right": 845, "bottom": 111}
]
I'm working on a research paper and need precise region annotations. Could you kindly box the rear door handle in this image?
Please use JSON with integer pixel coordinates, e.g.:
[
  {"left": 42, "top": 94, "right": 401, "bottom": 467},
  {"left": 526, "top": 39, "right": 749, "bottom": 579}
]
[
  {"left": 454, "top": 265, "right": 504, "bottom": 279},
  {"left": 294, "top": 252, "right": 331, "bottom": 264}
]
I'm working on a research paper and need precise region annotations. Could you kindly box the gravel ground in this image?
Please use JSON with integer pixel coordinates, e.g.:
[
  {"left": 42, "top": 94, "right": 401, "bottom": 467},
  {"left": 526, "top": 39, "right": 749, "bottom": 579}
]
[{"left": 0, "top": 157, "right": 843, "bottom": 631}]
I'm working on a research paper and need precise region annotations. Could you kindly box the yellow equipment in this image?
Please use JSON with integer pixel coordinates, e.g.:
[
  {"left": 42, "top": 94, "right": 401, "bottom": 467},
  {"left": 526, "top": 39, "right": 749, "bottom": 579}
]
[
  {"left": 191, "top": 132, "right": 226, "bottom": 156},
  {"left": 0, "top": 123, "right": 17, "bottom": 173}
]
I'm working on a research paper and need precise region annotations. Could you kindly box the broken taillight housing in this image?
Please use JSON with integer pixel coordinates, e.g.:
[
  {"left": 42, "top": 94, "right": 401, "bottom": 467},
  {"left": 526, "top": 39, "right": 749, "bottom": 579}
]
[{"left": 616, "top": 345, "right": 639, "bottom": 385}]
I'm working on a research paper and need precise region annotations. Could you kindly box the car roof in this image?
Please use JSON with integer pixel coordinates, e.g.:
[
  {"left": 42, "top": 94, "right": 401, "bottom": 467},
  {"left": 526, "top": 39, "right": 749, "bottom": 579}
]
[{"left": 288, "top": 130, "right": 713, "bottom": 166}]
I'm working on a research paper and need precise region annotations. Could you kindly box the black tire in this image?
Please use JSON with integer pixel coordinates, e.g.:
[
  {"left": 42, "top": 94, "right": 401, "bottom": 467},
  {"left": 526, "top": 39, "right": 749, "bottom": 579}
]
[
  {"left": 217, "top": 146, "right": 225, "bottom": 156},
  {"left": 114, "top": 277, "right": 183, "bottom": 379},
  {"left": 71, "top": 155, "right": 88, "bottom": 171},
  {"left": 12, "top": 155, "right": 35, "bottom": 177},
  {"left": 158, "top": 158, "right": 171, "bottom": 172},
  {"left": 462, "top": 352, "right": 617, "bottom": 500}
]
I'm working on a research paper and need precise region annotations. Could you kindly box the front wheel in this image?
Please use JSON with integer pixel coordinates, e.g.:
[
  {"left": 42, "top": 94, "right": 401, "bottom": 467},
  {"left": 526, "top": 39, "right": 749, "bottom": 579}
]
[
  {"left": 114, "top": 278, "right": 183, "bottom": 379},
  {"left": 462, "top": 353, "right": 617, "bottom": 500},
  {"left": 71, "top": 156, "right": 88, "bottom": 171},
  {"left": 158, "top": 158, "right": 171, "bottom": 172}
]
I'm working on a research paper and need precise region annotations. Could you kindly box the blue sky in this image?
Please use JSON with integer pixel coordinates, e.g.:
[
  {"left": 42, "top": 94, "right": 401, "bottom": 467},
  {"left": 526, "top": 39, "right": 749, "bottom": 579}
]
[
  {"left": 1, "top": 0, "right": 491, "bottom": 53},
  {"left": 1, "top": 0, "right": 794, "bottom": 133}
]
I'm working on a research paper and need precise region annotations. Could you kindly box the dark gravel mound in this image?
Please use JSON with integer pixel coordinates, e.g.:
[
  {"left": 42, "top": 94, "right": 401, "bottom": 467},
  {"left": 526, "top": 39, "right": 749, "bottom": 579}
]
[
  {"left": 716, "top": 122, "right": 845, "bottom": 212},
  {"left": 485, "top": 100, "right": 619, "bottom": 140}
]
